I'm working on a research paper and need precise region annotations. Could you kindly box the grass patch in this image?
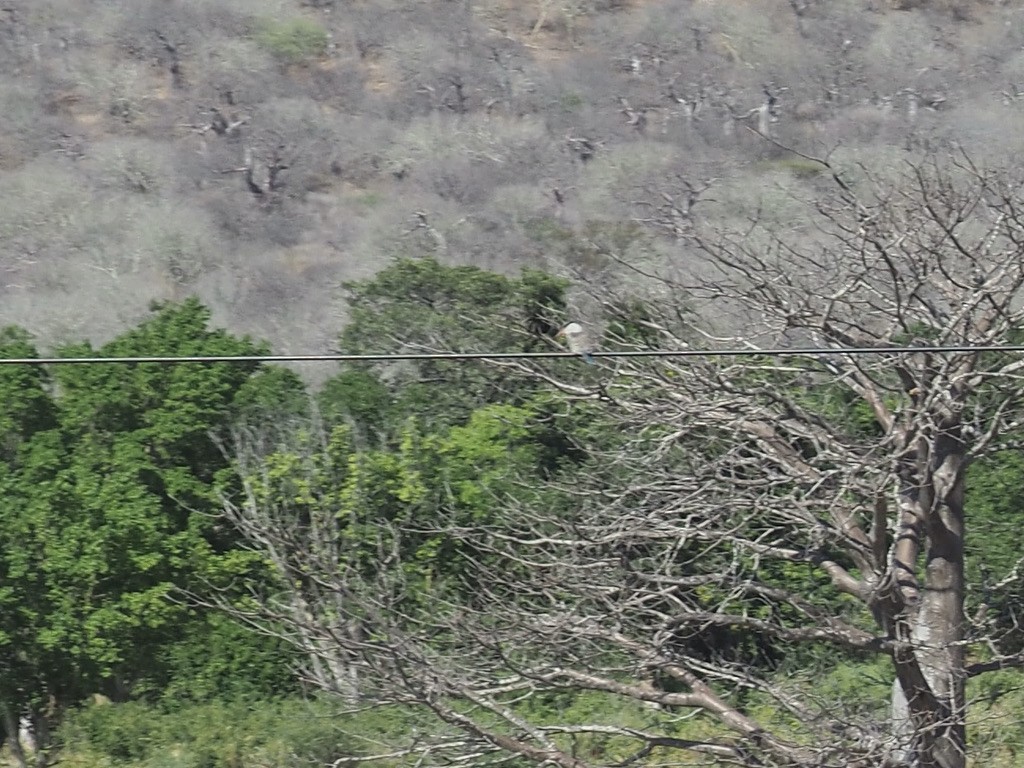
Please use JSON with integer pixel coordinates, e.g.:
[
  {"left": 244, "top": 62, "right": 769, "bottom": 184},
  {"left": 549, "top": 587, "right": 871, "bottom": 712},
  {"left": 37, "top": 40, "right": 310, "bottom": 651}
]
[
  {"left": 560, "top": 91, "right": 584, "bottom": 112},
  {"left": 356, "top": 191, "right": 383, "bottom": 207},
  {"left": 757, "top": 156, "right": 827, "bottom": 179},
  {"left": 59, "top": 697, "right": 424, "bottom": 768},
  {"left": 255, "top": 18, "right": 329, "bottom": 65}
]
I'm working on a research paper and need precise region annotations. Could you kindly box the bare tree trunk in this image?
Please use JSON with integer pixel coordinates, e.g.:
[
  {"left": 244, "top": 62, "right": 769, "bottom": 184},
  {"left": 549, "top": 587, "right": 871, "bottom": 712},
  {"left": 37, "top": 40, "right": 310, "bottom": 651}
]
[
  {"left": 1, "top": 702, "right": 27, "bottom": 768},
  {"left": 891, "top": 417, "right": 967, "bottom": 768}
]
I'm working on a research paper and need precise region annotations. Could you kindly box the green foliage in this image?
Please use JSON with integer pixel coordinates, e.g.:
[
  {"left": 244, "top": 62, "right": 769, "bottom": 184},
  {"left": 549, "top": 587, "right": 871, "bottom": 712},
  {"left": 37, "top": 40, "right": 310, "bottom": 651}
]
[
  {"left": 254, "top": 18, "right": 329, "bottom": 65},
  {"left": 0, "top": 300, "right": 298, "bottom": 733},
  {"left": 795, "top": 376, "right": 886, "bottom": 437},
  {"left": 231, "top": 366, "right": 310, "bottom": 425},
  {"left": 150, "top": 612, "right": 299, "bottom": 703},
  {"left": 317, "top": 367, "right": 394, "bottom": 440},
  {"left": 241, "top": 396, "right": 569, "bottom": 604},
  {"left": 602, "top": 297, "right": 672, "bottom": 349},
  {"left": 518, "top": 688, "right": 726, "bottom": 765},
  {"left": 963, "top": 668, "right": 1024, "bottom": 766},
  {"left": 559, "top": 91, "right": 584, "bottom": 111},
  {"left": 336, "top": 258, "right": 568, "bottom": 430},
  {"left": 341, "top": 258, "right": 519, "bottom": 354},
  {"left": 965, "top": 450, "right": 1024, "bottom": 651},
  {"left": 61, "top": 697, "right": 382, "bottom": 768},
  {"left": 0, "top": 326, "right": 56, "bottom": 461},
  {"left": 13, "top": 264, "right": 1024, "bottom": 766},
  {"left": 811, "top": 657, "right": 892, "bottom": 717}
]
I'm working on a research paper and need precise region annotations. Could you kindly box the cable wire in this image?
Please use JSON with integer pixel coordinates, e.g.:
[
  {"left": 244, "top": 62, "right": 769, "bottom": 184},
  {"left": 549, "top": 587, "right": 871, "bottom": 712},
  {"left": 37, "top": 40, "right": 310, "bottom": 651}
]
[{"left": 2, "top": 344, "right": 1024, "bottom": 366}]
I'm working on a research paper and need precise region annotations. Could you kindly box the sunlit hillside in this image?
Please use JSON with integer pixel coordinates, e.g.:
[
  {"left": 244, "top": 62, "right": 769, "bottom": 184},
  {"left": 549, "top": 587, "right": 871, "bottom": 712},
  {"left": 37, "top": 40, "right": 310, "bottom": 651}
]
[{"left": 2, "top": 0, "right": 1022, "bottom": 372}]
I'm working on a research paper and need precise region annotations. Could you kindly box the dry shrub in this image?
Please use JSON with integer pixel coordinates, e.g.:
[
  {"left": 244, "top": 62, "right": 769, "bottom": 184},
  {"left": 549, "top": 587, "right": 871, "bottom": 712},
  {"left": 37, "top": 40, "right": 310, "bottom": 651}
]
[
  {"left": 79, "top": 137, "right": 184, "bottom": 195},
  {"left": 575, "top": 141, "right": 681, "bottom": 217}
]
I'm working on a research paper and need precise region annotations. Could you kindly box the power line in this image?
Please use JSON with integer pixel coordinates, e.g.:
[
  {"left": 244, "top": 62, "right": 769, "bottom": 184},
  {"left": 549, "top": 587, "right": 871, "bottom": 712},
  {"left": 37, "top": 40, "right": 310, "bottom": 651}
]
[{"left": 2, "top": 344, "right": 1024, "bottom": 366}]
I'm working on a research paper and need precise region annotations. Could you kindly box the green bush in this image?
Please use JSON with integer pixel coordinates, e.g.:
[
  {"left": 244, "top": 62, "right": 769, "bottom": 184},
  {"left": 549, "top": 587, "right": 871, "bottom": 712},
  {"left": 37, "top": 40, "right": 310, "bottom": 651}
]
[
  {"left": 61, "top": 700, "right": 164, "bottom": 764},
  {"left": 255, "top": 18, "right": 329, "bottom": 65},
  {"left": 59, "top": 697, "right": 424, "bottom": 768},
  {"left": 967, "top": 668, "right": 1024, "bottom": 765}
]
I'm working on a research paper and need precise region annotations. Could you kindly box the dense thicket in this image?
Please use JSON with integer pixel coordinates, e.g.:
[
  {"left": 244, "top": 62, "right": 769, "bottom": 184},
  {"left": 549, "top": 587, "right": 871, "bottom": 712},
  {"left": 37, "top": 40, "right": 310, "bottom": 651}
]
[
  {"left": 0, "top": 250, "right": 1023, "bottom": 766},
  {"left": 0, "top": 261, "right": 580, "bottom": 765},
  {"left": 208, "top": 157, "right": 1024, "bottom": 768},
  {"left": 0, "top": 301, "right": 301, "bottom": 760}
]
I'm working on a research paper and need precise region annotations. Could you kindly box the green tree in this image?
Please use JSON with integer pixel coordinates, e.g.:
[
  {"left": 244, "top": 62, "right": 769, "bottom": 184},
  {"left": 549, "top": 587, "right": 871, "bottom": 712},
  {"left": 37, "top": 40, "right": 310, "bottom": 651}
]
[
  {"left": 220, "top": 391, "right": 582, "bottom": 701},
  {"left": 334, "top": 258, "right": 568, "bottom": 431},
  {"left": 0, "top": 329, "right": 59, "bottom": 764},
  {"left": 0, "top": 300, "right": 300, "bottom": 762},
  {"left": 0, "top": 328, "right": 56, "bottom": 460}
]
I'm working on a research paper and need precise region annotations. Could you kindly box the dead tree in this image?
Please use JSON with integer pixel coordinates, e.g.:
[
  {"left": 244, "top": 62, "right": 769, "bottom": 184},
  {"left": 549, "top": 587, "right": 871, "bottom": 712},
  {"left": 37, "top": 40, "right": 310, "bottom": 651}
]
[
  {"left": 564, "top": 146, "right": 1024, "bottom": 768},
  {"left": 409, "top": 210, "right": 448, "bottom": 255},
  {"left": 618, "top": 97, "right": 649, "bottom": 133},
  {"left": 216, "top": 150, "right": 1024, "bottom": 768},
  {"left": 631, "top": 175, "right": 715, "bottom": 238},
  {"left": 665, "top": 74, "right": 707, "bottom": 124},
  {"left": 219, "top": 146, "right": 289, "bottom": 197},
  {"left": 180, "top": 108, "right": 247, "bottom": 139},
  {"left": 154, "top": 31, "right": 183, "bottom": 89},
  {"left": 565, "top": 132, "right": 602, "bottom": 163}
]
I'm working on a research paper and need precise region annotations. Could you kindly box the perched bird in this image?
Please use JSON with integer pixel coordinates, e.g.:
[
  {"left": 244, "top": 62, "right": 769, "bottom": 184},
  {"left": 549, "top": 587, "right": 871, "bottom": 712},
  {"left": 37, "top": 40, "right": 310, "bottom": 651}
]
[{"left": 557, "top": 322, "right": 596, "bottom": 364}]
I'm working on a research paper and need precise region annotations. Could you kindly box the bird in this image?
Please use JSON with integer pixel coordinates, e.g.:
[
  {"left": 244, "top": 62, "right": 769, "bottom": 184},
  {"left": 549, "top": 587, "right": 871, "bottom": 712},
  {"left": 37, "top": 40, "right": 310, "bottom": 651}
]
[{"left": 556, "top": 322, "right": 596, "bottom": 364}]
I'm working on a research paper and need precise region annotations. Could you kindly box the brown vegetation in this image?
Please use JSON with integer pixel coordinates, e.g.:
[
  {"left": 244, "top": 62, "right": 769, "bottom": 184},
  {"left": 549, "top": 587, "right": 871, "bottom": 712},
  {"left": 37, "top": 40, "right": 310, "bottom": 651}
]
[{"left": 1, "top": 0, "right": 1022, "bottom": 368}]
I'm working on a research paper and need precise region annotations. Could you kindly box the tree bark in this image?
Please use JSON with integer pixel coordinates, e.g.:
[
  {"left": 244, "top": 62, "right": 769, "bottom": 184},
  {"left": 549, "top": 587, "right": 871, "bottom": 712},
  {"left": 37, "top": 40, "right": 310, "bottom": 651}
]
[
  {"left": 891, "top": 413, "right": 967, "bottom": 768},
  {"left": 0, "top": 702, "right": 27, "bottom": 768}
]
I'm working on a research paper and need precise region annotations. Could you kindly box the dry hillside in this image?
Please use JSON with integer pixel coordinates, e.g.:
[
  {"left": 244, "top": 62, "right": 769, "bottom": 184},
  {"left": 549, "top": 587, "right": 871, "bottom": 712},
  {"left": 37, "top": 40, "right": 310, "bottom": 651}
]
[{"left": 1, "top": 0, "right": 1022, "bottom": 375}]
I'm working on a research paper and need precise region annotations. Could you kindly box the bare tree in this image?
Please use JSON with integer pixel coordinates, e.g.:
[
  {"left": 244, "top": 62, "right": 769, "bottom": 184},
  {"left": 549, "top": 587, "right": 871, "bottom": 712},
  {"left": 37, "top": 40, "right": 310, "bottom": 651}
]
[{"left": 218, "top": 149, "right": 1024, "bottom": 768}]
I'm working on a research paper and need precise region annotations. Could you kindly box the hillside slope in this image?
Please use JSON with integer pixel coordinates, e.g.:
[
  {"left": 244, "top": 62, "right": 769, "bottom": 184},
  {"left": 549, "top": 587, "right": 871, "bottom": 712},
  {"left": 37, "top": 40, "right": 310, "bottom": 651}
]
[{"left": 1, "top": 0, "right": 1021, "bottom": 369}]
